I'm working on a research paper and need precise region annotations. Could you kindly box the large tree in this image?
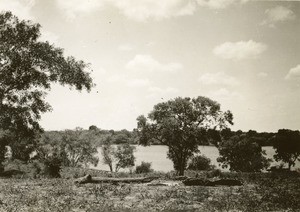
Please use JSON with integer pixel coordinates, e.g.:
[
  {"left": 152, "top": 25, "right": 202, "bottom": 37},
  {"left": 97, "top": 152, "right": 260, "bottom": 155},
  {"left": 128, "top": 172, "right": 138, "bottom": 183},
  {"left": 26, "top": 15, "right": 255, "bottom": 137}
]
[
  {"left": 0, "top": 12, "right": 93, "bottom": 168},
  {"left": 271, "top": 129, "right": 300, "bottom": 170},
  {"left": 136, "top": 96, "right": 233, "bottom": 175}
]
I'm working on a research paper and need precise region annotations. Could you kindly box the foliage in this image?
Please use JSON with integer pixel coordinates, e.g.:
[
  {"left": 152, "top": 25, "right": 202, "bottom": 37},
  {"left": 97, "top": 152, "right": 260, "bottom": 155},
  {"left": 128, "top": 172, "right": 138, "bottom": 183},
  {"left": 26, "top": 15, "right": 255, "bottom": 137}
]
[
  {"left": 41, "top": 154, "right": 62, "bottom": 178},
  {"left": 114, "top": 143, "right": 136, "bottom": 172},
  {"left": 271, "top": 129, "right": 300, "bottom": 170},
  {"left": 88, "top": 125, "right": 99, "bottom": 131},
  {"left": 217, "top": 133, "right": 271, "bottom": 172},
  {"left": 33, "top": 128, "right": 99, "bottom": 177},
  {"left": 37, "top": 128, "right": 99, "bottom": 169},
  {"left": 136, "top": 96, "right": 233, "bottom": 175},
  {"left": 61, "top": 128, "right": 99, "bottom": 167},
  {"left": 0, "top": 11, "right": 93, "bottom": 167},
  {"left": 187, "top": 154, "right": 213, "bottom": 171},
  {"left": 135, "top": 161, "right": 153, "bottom": 174}
]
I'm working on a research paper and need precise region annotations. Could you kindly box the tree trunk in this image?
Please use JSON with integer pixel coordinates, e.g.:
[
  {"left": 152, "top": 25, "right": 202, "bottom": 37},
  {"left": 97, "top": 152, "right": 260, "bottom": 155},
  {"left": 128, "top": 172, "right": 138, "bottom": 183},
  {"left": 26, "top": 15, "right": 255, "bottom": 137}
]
[
  {"left": 109, "top": 164, "right": 113, "bottom": 172},
  {"left": 177, "top": 154, "right": 186, "bottom": 176},
  {"left": 288, "top": 162, "right": 292, "bottom": 170},
  {"left": 74, "top": 174, "right": 157, "bottom": 184},
  {"left": 178, "top": 166, "right": 185, "bottom": 176}
]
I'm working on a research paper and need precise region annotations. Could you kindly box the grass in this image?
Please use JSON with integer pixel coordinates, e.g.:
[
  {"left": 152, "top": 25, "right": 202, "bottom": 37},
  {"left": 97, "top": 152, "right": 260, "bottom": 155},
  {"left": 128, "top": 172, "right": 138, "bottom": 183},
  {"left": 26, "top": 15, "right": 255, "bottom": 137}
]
[{"left": 1, "top": 169, "right": 300, "bottom": 212}]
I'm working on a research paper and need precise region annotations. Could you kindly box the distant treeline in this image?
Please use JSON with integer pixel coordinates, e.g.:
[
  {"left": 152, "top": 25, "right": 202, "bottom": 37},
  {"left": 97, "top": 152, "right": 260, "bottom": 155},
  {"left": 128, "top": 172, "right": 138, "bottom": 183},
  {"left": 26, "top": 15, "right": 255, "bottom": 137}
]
[{"left": 44, "top": 126, "right": 275, "bottom": 147}]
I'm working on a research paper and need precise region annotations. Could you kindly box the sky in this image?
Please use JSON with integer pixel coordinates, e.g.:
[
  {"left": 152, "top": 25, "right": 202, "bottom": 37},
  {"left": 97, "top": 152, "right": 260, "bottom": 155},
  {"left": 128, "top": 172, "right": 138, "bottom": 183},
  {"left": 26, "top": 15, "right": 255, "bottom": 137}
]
[{"left": 0, "top": 0, "right": 299, "bottom": 132}]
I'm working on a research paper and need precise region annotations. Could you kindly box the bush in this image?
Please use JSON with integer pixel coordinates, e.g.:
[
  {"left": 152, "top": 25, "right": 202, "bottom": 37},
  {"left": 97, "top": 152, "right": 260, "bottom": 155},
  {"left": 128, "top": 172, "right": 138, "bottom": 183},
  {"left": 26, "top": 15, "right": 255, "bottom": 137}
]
[
  {"left": 41, "top": 154, "right": 63, "bottom": 178},
  {"left": 187, "top": 155, "right": 213, "bottom": 171},
  {"left": 135, "top": 161, "right": 153, "bottom": 174}
]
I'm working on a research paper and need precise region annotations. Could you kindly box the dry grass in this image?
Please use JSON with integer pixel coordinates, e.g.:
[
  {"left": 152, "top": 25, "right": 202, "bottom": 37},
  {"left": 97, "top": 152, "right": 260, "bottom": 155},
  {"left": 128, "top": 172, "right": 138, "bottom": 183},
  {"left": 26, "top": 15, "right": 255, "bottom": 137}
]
[
  {"left": 0, "top": 167, "right": 299, "bottom": 211},
  {"left": 0, "top": 174, "right": 300, "bottom": 212}
]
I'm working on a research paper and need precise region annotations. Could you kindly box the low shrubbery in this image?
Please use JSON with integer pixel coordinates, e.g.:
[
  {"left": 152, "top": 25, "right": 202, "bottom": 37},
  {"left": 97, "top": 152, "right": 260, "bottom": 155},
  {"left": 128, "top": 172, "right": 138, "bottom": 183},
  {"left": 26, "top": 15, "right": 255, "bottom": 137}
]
[
  {"left": 135, "top": 161, "right": 153, "bottom": 174},
  {"left": 187, "top": 155, "right": 214, "bottom": 171}
]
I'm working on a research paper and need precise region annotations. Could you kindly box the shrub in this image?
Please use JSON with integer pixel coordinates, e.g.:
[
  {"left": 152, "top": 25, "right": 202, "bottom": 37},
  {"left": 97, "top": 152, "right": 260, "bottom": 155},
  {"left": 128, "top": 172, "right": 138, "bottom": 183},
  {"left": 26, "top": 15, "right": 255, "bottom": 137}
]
[
  {"left": 41, "top": 154, "right": 63, "bottom": 178},
  {"left": 135, "top": 161, "right": 153, "bottom": 174},
  {"left": 187, "top": 155, "right": 213, "bottom": 171}
]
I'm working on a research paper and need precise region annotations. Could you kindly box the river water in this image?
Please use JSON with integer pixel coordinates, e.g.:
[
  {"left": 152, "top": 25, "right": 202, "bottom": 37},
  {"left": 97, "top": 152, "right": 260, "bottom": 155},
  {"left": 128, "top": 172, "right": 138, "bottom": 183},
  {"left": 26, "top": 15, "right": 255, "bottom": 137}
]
[{"left": 93, "top": 145, "right": 300, "bottom": 172}]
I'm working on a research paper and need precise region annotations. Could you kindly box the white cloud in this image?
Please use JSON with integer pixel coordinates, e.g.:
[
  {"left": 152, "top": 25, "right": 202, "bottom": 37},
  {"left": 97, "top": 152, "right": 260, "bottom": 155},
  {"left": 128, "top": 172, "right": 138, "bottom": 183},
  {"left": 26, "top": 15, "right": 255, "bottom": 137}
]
[
  {"left": 0, "top": 0, "right": 35, "bottom": 20},
  {"left": 196, "top": 0, "right": 248, "bottom": 10},
  {"left": 261, "top": 6, "right": 295, "bottom": 27},
  {"left": 109, "top": 0, "right": 196, "bottom": 22},
  {"left": 55, "top": 0, "right": 104, "bottom": 20},
  {"left": 257, "top": 72, "right": 268, "bottom": 78},
  {"left": 285, "top": 64, "right": 300, "bottom": 80},
  {"left": 54, "top": 0, "right": 248, "bottom": 22},
  {"left": 198, "top": 72, "right": 240, "bottom": 86},
  {"left": 208, "top": 88, "right": 243, "bottom": 101},
  {"left": 213, "top": 40, "right": 267, "bottom": 60},
  {"left": 126, "top": 54, "right": 183, "bottom": 73},
  {"left": 147, "top": 86, "right": 179, "bottom": 98}
]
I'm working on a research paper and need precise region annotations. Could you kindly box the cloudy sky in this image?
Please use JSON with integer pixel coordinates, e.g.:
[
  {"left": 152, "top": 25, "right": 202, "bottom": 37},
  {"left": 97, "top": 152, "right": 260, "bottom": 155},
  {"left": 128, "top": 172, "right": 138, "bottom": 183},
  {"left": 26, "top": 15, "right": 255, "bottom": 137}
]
[{"left": 1, "top": 0, "right": 299, "bottom": 132}]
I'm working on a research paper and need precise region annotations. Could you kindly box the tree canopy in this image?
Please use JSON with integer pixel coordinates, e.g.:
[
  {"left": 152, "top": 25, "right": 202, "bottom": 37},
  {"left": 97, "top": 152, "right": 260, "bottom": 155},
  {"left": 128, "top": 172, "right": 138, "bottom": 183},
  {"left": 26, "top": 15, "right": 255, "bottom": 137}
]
[
  {"left": 37, "top": 128, "right": 99, "bottom": 168},
  {"left": 136, "top": 96, "right": 233, "bottom": 175},
  {"left": 217, "top": 133, "right": 271, "bottom": 172},
  {"left": 271, "top": 129, "right": 300, "bottom": 170},
  {"left": 0, "top": 11, "right": 94, "bottom": 167}
]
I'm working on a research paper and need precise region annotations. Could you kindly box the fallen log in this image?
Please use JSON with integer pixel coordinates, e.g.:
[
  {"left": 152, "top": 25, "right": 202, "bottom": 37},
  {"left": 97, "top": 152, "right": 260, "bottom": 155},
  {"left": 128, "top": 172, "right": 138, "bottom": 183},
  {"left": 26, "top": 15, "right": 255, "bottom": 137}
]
[
  {"left": 183, "top": 178, "right": 215, "bottom": 186},
  {"left": 74, "top": 174, "right": 156, "bottom": 184},
  {"left": 183, "top": 178, "right": 242, "bottom": 186}
]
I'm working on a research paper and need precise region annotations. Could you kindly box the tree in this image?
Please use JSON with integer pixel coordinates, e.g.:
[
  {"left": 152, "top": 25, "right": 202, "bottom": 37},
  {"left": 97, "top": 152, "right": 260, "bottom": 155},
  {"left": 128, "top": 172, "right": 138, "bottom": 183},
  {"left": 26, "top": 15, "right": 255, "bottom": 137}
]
[
  {"left": 114, "top": 143, "right": 135, "bottom": 172},
  {"left": 136, "top": 96, "right": 233, "bottom": 175},
  {"left": 101, "top": 136, "right": 115, "bottom": 172},
  {"left": 60, "top": 128, "right": 99, "bottom": 167},
  {"left": 0, "top": 12, "right": 93, "bottom": 168},
  {"left": 271, "top": 129, "right": 300, "bottom": 170},
  {"left": 101, "top": 136, "right": 136, "bottom": 172},
  {"left": 34, "top": 128, "right": 99, "bottom": 178},
  {"left": 89, "top": 125, "right": 99, "bottom": 131},
  {"left": 217, "top": 134, "right": 271, "bottom": 172}
]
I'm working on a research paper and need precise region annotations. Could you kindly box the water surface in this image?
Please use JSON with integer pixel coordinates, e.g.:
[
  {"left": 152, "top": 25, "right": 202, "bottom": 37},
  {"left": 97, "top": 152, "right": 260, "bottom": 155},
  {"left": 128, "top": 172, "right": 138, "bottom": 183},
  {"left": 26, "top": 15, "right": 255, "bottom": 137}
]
[{"left": 94, "top": 145, "right": 299, "bottom": 172}]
